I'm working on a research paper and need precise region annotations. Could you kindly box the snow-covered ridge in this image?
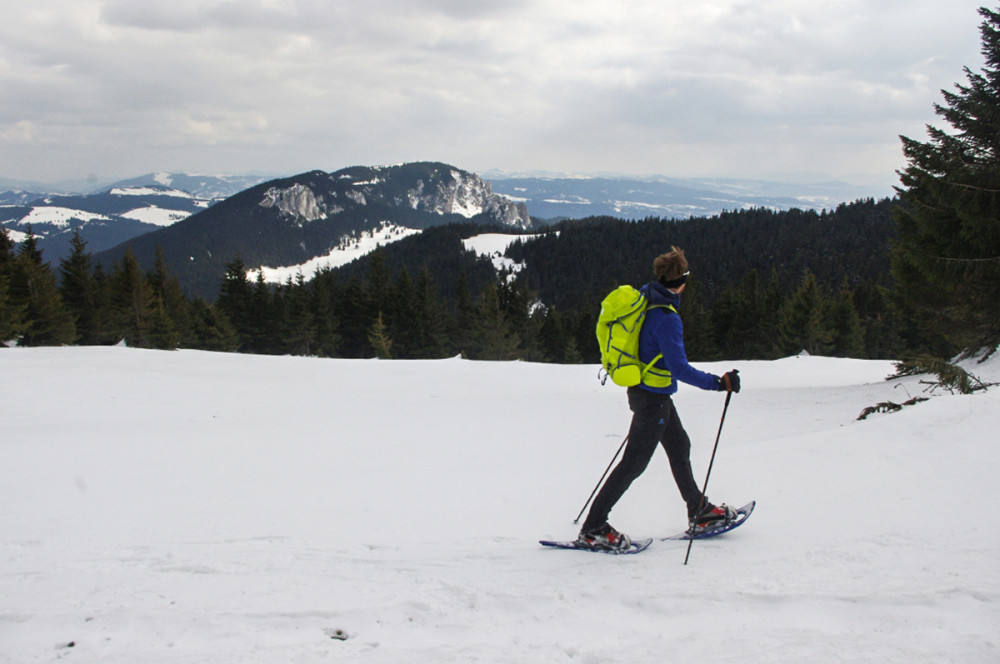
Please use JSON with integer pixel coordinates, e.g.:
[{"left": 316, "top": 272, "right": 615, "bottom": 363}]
[
  {"left": 109, "top": 186, "right": 192, "bottom": 198},
  {"left": 119, "top": 206, "right": 191, "bottom": 227},
  {"left": 248, "top": 222, "right": 420, "bottom": 283},
  {"left": 4, "top": 227, "right": 29, "bottom": 243},
  {"left": 17, "top": 206, "right": 112, "bottom": 228}
]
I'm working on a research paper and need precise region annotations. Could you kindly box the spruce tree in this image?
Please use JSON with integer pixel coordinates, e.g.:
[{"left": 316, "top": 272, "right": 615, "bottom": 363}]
[
  {"left": 827, "top": 277, "right": 866, "bottom": 358},
  {"left": 0, "top": 225, "right": 14, "bottom": 266},
  {"left": 389, "top": 265, "right": 419, "bottom": 357},
  {"left": 892, "top": 6, "right": 1000, "bottom": 356},
  {"left": 90, "top": 263, "right": 113, "bottom": 345},
  {"left": 249, "top": 270, "right": 276, "bottom": 353},
  {"left": 217, "top": 257, "right": 253, "bottom": 351},
  {"left": 854, "top": 279, "right": 904, "bottom": 359},
  {"left": 309, "top": 268, "right": 342, "bottom": 357},
  {"left": 470, "top": 279, "right": 522, "bottom": 360},
  {"left": 336, "top": 275, "right": 369, "bottom": 358},
  {"left": 0, "top": 227, "right": 26, "bottom": 343},
  {"left": 365, "top": 247, "right": 393, "bottom": 321},
  {"left": 778, "top": 271, "right": 833, "bottom": 356},
  {"left": 108, "top": 249, "right": 156, "bottom": 347},
  {"left": 281, "top": 273, "right": 316, "bottom": 355},
  {"left": 538, "top": 308, "right": 568, "bottom": 364},
  {"left": 368, "top": 311, "right": 393, "bottom": 359},
  {"left": 451, "top": 271, "right": 477, "bottom": 357},
  {"left": 412, "top": 266, "right": 450, "bottom": 358},
  {"left": 188, "top": 298, "right": 240, "bottom": 351},
  {"left": 562, "top": 334, "right": 584, "bottom": 364},
  {"left": 58, "top": 229, "right": 100, "bottom": 344},
  {"left": 0, "top": 266, "right": 26, "bottom": 344},
  {"left": 8, "top": 229, "right": 76, "bottom": 346},
  {"left": 146, "top": 246, "right": 188, "bottom": 348},
  {"left": 677, "top": 275, "right": 718, "bottom": 361}
]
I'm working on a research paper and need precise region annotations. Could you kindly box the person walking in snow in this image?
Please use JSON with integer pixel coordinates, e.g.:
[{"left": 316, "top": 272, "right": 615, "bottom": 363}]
[{"left": 578, "top": 246, "right": 741, "bottom": 551}]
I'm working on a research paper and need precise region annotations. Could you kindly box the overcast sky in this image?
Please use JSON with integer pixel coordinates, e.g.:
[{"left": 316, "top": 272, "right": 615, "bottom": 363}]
[{"left": 0, "top": 1, "right": 990, "bottom": 191}]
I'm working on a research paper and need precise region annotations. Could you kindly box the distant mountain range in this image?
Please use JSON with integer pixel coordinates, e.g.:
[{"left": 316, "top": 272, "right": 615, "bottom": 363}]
[
  {"left": 485, "top": 172, "right": 890, "bottom": 221},
  {"left": 0, "top": 172, "right": 274, "bottom": 265},
  {"left": 1, "top": 162, "right": 893, "bottom": 298},
  {"left": 92, "top": 162, "right": 531, "bottom": 298}
]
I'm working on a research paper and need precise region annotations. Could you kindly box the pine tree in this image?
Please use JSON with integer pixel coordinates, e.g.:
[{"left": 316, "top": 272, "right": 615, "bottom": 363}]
[
  {"left": 827, "top": 277, "right": 866, "bottom": 358},
  {"left": 281, "top": 272, "right": 316, "bottom": 355},
  {"left": 0, "top": 226, "right": 14, "bottom": 266},
  {"left": 309, "top": 268, "right": 342, "bottom": 357},
  {"left": 389, "top": 265, "right": 419, "bottom": 357},
  {"left": 108, "top": 249, "right": 156, "bottom": 347},
  {"left": 8, "top": 229, "right": 76, "bottom": 346},
  {"left": 217, "top": 257, "right": 253, "bottom": 351},
  {"left": 470, "top": 280, "right": 521, "bottom": 360},
  {"left": 368, "top": 311, "right": 393, "bottom": 359},
  {"left": 678, "top": 275, "right": 718, "bottom": 361},
  {"left": 335, "top": 275, "right": 369, "bottom": 358},
  {"left": 499, "top": 278, "right": 545, "bottom": 361},
  {"left": 411, "top": 266, "right": 450, "bottom": 358},
  {"left": 90, "top": 263, "right": 113, "bottom": 345},
  {"left": 538, "top": 308, "right": 568, "bottom": 363},
  {"left": 0, "top": 267, "right": 26, "bottom": 344},
  {"left": 58, "top": 229, "right": 100, "bottom": 344},
  {"left": 451, "top": 271, "right": 477, "bottom": 357},
  {"left": 188, "top": 298, "right": 239, "bottom": 351},
  {"left": 854, "top": 278, "right": 904, "bottom": 359},
  {"left": 365, "top": 246, "right": 393, "bottom": 322},
  {"left": 892, "top": 7, "right": 1000, "bottom": 356},
  {"left": 146, "top": 246, "right": 188, "bottom": 349},
  {"left": 779, "top": 271, "right": 832, "bottom": 356},
  {"left": 249, "top": 270, "right": 277, "bottom": 353},
  {"left": 562, "top": 334, "right": 584, "bottom": 364},
  {"left": 0, "top": 227, "right": 26, "bottom": 343}
]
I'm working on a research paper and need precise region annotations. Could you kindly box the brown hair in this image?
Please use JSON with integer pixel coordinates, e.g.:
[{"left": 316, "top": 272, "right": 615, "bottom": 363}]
[{"left": 653, "top": 246, "right": 688, "bottom": 285}]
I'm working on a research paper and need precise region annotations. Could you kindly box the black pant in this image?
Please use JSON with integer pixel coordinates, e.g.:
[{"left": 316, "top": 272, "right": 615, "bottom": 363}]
[{"left": 582, "top": 386, "right": 705, "bottom": 532}]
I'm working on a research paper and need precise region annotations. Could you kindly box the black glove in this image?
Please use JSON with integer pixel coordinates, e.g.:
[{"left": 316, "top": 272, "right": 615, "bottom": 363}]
[{"left": 718, "top": 369, "right": 741, "bottom": 393}]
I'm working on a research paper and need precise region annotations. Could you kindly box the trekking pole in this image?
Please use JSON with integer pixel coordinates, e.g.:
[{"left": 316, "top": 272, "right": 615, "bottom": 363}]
[
  {"left": 684, "top": 390, "right": 733, "bottom": 565},
  {"left": 573, "top": 433, "right": 629, "bottom": 524}
]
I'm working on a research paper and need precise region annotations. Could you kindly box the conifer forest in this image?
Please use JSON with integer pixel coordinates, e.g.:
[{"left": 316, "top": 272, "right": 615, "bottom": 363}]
[{"left": 1, "top": 198, "right": 910, "bottom": 363}]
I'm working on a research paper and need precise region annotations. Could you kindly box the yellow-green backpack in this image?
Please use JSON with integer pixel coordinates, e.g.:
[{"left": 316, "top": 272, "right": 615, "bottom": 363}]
[{"left": 596, "top": 285, "right": 675, "bottom": 388}]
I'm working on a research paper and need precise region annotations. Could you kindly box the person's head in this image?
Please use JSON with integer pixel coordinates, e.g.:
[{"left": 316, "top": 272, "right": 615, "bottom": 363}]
[{"left": 653, "top": 246, "right": 689, "bottom": 292}]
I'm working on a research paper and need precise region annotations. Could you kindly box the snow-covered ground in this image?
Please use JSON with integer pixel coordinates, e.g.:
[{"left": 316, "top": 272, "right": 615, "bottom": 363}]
[{"left": 1, "top": 348, "right": 998, "bottom": 663}]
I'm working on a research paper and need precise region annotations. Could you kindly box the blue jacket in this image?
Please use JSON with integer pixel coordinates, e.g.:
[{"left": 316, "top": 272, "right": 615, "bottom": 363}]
[{"left": 638, "top": 281, "right": 721, "bottom": 394}]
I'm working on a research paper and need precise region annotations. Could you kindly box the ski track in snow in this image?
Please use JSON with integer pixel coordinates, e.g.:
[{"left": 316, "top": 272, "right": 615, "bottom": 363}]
[{"left": 1, "top": 348, "right": 998, "bottom": 663}]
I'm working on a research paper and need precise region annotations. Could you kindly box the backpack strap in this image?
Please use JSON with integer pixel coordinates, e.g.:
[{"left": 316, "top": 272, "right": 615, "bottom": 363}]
[{"left": 637, "top": 304, "right": 677, "bottom": 386}]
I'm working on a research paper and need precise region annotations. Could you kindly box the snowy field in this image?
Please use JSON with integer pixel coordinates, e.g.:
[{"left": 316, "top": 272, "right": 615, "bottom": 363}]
[{"left": 1, "top": 347, "right": 998, "bottom": 663}]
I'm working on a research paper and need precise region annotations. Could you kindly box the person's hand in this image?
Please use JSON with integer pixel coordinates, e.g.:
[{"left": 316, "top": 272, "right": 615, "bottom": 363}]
[{"left": 719, "top": 370, "right": 741, "bottom": 393}]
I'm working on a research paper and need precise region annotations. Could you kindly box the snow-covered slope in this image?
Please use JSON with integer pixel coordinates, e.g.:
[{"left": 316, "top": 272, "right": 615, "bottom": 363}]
[
  {"left": 249, "top": 222, "right": 421, "bottom": 283},
  {"left": 462, "top": 232, "right": 549, "bottom": 276},
  {"left": 0, "top": 186, "right": 212, "bottom": 263},
  {"left": 1, "top": 349, "right": 998, "bottom": 663}
]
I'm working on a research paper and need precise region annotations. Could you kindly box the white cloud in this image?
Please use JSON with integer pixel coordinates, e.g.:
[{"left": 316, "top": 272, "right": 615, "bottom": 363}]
[{"left": 0, "top": 0, "right": 989, "bottom": 188}]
